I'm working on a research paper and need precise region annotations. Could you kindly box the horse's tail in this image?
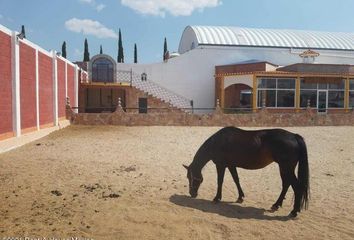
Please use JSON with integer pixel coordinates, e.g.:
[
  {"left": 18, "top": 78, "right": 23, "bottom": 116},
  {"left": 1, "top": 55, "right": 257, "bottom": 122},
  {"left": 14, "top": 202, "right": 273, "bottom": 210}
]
[{"left": 295, "top": 134, "right": 310, "bottom": 210}]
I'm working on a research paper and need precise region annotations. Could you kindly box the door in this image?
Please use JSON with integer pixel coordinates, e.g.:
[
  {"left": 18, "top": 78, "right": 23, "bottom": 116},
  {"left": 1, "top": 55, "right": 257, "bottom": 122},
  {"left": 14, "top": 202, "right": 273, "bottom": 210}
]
[
  {"left": 317, "top": 90, "right": 327, "bottom": 113},
  {"left": 138, "top": 98, "right": 147, "bottom": 113}
]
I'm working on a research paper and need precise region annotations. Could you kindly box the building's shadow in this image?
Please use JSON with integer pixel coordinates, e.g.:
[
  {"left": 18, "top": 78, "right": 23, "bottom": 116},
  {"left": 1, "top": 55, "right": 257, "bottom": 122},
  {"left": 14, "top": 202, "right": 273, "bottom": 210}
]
[{"left": 169, "top": 194, "right": 290, "bottom": 221}]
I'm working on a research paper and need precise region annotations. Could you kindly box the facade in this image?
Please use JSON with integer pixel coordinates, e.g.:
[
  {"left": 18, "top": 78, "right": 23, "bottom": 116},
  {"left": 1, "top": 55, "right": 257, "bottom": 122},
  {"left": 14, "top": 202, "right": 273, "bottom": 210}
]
[
  {"left": 78, "top": 54, "right": 188, "bottom": 113},
  {"left": 215, "top": 61, "right": 354, "bottom": 113},
  {"left": 115, "top": 26, "right": 354, "bottom": 111}
]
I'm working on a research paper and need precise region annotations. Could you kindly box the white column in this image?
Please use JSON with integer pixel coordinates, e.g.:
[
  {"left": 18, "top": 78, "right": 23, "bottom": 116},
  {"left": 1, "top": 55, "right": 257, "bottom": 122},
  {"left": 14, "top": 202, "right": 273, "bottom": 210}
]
[
  {"left": 11, "top": 31, "right": 21, "bottom": 137},
  {"left": 52, "top": 51, "right": 58, "bottom": 126},
  {"left": 35, "top": 49, "right": 40, "bottom": 130},
  {"left": 74, "top": 65, "right": 79, "bottom": 113},
  {"left": 65, "top": 62, "right": 68, "bottom": 98}
]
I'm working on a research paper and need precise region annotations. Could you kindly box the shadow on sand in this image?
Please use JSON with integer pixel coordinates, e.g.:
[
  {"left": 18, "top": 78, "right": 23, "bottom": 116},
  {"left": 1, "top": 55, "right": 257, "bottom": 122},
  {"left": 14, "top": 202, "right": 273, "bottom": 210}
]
[{"left": 169, "top": 194, "right": 290, "bottom": 221}]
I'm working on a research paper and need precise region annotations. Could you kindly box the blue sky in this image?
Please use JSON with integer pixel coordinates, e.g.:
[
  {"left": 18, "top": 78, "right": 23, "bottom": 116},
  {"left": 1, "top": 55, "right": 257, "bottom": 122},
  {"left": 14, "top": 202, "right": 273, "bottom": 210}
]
[{"left": 1, "top": 0, "right": 354, "bottom": 63}]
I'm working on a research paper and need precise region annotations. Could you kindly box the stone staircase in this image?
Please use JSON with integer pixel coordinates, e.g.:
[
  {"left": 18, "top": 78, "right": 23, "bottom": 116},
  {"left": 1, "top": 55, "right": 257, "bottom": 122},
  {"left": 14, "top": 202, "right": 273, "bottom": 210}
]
[{"left": 117, "top": 70, "right": 192, "bottom": 111}]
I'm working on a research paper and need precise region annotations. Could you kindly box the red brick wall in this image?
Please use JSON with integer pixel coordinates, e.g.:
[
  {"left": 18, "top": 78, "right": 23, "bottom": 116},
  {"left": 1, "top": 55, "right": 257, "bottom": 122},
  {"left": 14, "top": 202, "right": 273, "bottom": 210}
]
[
  {"left": 67, "top": 65, "right": 75, "bottom": 106},
  {"left": 19, "top": 42, "right": 36, "bottom": 130},
  {"left": 0, "top": 31, "right": 13, "bottom": 137},
  {"left": 57, "top": 59, "right": 66, "bottom": 118},
  {"left": 38, "top": 52, "right": 54, "bottom": 126}
]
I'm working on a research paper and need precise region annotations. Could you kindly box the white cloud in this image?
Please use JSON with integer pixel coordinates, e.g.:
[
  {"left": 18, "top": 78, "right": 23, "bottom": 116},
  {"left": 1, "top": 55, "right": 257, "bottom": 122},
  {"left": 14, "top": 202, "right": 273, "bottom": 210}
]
[
  {"left": 96, "top": 4, "right": 106, "bottom": 12},
  {"left": 78, "top": 0, "right": 106, "bottom": 12},
  {"left": 121, "top": 0, "right": 221, "bottom": 17},
  {"left": 65, "top": 18, "right": 118, "bottom": 39}
]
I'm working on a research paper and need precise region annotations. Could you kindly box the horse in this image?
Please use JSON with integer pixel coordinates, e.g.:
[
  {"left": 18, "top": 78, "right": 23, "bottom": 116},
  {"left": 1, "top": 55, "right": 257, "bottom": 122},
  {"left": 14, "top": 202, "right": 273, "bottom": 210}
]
[{"left": 183, "top": 126, "right": 310, "bottom": 218}]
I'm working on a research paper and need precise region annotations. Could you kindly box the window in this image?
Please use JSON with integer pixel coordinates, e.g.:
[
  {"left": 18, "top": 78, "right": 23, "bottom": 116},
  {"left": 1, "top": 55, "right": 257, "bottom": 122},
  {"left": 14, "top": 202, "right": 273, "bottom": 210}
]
[
  {"left": 328, "top": 91, "right": 344, "bottom": 108},
  {"left": 300, "top": 90, "right": 317, "bottom": 108},
  {"left": 300, "top": 79, "right": 345, "bottom": 109},
  {"left": 350, "top": 79, "right": 354, "bottom": 108},
  {"left": 92, "top": 57, "right": 114, "bottom": 82},
  {"left": 257, "top": 78, "right": 295, "bottom": 108}
]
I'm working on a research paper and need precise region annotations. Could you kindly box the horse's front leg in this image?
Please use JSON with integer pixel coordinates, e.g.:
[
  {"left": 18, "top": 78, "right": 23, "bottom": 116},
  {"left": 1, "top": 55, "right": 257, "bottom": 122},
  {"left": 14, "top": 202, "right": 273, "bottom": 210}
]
[
  {"left": 228, "top": 166, "right": 245, "bottom": 203},
  {"left": 213, "top": 165, "right": 225, "bottom": 203}
]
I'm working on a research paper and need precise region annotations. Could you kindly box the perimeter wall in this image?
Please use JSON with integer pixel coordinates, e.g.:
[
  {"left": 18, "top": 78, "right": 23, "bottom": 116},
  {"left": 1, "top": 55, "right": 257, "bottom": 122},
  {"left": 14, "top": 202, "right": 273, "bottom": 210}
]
[{"left": 0, "top": 24, "right": 85, "bottom": 140}]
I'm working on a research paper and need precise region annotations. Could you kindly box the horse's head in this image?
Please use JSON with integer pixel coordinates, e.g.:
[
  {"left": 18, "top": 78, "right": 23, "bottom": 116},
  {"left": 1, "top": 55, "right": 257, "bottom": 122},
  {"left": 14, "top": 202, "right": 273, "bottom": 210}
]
[{"left": 183, "top": 164, "right": 203, "bottom": 198}]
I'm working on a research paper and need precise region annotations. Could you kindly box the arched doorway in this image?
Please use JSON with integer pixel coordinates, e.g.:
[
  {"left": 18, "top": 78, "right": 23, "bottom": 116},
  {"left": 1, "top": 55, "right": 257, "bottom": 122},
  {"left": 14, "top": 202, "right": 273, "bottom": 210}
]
[{"left": 224, "top": 84, "right": 253, "bottom": 111}]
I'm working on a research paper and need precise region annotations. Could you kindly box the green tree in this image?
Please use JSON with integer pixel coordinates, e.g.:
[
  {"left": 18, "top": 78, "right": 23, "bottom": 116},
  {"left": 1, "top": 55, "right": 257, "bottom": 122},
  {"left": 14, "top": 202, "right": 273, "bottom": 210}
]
[
  {"left": 20, "top": 25, "right": 26, "bottom": 38},
  {"left": 163, "top": 37, "right": 168, "bottom": 61},
  {"left": 61, "top": 41, "right": 67, "bottom": 58},
  {"left": 100, "top": 45, "right": 103, "bottom": 54},
  {"left": 134, "top": 43, "right": 137, "bottom": 63},
  {"left": 117, "top": 29, "right": 124, "bottom": 63},
  {"left": 83, "top": 38, "right": 90, "bottom": 62}
]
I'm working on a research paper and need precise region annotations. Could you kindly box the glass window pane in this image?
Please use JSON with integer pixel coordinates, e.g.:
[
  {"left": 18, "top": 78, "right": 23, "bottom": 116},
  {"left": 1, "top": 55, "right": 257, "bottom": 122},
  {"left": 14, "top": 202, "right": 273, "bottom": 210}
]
[
  {"left": 328, "top": 91, "right": 344, "bottom": 108},
  {"left": 349, "top": 92, "right": 354, "bottom": 108},
  {"left": 328, "top": 79, "right": 345, "bottom": 90},
  {"left": 257, "top": 90, "right": 276, "bottom": 107},
  {"left": 300, "top": 79, "right": 317, "bottom": 89},
  {"left": 258, "top": 78, "right": 276, "bottom": 89},
  {"left": 277, "top": 90, "right": 295, "bottom": 107},
  {"left": 318, "top": 83, "right": 327, "bottom": 89},
  {"left": 350, "top": 79, "right": 354, "bottom": 90},
  {"left": 300, "top": 90, "right": 317, "bottom": 108},
  {"left": 277, "top": 78, "right": 295, "bottom": 89}
]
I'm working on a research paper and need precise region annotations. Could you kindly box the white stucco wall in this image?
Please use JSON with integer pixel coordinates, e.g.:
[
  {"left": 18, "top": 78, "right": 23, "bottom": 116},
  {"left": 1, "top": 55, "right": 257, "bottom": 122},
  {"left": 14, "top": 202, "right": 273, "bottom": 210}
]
[
  {"left": 224, "top": 75, "right": 253, "bottom": 89},
  {"left": 116, "top": 46, "right": 354, "bottom": 110}
]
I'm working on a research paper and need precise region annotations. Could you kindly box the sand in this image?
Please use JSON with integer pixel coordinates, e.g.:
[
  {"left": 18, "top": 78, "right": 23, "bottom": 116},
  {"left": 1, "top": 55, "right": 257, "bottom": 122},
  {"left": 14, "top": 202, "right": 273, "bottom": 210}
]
[{"left": 0, "top": 125, "right": 354, "bottom": 240}]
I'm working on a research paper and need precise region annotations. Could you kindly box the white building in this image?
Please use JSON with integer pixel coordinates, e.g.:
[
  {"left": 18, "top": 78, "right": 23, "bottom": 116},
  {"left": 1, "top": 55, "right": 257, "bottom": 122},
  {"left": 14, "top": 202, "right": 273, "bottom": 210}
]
[{"left": 116, "top": 26, "right": 354, "bottom": 110}]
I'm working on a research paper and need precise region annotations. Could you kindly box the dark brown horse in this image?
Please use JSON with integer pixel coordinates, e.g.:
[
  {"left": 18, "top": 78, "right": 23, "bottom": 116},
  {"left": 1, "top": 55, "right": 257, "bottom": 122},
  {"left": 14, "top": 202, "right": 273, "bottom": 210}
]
[{"left": 183, "top": 126, "right": 310, "bottom": 217}]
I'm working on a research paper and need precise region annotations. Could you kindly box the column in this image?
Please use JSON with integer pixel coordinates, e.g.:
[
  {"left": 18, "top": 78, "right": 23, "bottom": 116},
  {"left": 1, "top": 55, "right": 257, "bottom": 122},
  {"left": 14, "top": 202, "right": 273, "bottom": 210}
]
[
  {"left": 52, "top": 51, "right": 58, "bottom": 126},
  {"left": 11, "top": 31, "right": 21, "bottom": 137},
  {"left": 35, "top": 49, "right": 40, "bottom": 130},
  {"left": 295, "top": 76, "right": 301, "bottom": 112},
  {"left": 252, "top": 74, "right": 257, "bottom": 112},
  {"left": 345, "top": 77, "right": 350, "bottom": 112}
]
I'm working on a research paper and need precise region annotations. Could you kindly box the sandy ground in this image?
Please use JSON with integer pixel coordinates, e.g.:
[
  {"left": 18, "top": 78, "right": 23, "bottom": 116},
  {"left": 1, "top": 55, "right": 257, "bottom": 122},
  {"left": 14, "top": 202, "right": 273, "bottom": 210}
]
[{"left": 0, "top": 126, "right": 354, "bottom": 240}]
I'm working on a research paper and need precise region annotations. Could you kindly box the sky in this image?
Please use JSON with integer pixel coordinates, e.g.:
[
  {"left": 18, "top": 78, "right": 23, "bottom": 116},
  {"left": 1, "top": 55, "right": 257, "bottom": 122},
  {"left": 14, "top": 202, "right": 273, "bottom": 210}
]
[{"left": 1, "top": 0, "right": 354, "bottom": 64}]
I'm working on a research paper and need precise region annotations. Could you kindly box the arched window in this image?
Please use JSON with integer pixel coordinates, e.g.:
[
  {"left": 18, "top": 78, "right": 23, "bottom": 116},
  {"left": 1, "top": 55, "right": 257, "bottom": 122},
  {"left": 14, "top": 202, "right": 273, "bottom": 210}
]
[{"left": 92, "top": 57, "right": 114, "bottom": 82}]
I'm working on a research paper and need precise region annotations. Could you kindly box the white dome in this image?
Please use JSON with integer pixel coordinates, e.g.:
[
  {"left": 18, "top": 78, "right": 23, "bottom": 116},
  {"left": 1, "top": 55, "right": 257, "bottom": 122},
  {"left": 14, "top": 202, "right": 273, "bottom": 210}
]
[{"left": 178, "top": 26, "right": 354, "bottom": 54}]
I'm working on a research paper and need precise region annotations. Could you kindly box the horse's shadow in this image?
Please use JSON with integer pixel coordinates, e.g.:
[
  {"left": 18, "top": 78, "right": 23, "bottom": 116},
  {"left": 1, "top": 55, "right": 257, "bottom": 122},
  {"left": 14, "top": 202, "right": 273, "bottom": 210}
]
[{"left": 169, "top": 194, "right": 290, "bottom": 221}]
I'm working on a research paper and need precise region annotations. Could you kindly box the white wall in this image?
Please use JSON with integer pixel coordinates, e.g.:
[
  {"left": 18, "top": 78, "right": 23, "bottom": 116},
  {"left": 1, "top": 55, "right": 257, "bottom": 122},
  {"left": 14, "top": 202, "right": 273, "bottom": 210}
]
[{"left": 116, "top": 46, "right": 354, "bottom": 109}]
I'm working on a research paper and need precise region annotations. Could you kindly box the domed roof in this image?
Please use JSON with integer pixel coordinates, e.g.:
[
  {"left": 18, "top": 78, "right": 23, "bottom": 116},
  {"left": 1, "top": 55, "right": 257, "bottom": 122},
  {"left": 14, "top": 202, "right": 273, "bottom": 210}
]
[{"left": 178, "top": 26, "right": 354, "bottom": 54}]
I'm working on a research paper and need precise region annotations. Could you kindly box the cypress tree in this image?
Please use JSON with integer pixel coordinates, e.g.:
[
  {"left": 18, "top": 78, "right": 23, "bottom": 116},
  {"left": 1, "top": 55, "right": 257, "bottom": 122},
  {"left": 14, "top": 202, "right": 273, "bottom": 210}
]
[
  {"left": 20, "top": 25, "right": 26, "bottom": 38},
  {"left": 61, "top": 41, "right": 67, "bottom": 58},
  {"left": 100, "top": 45, "right": 103, "bottom": 54},
  {"left": 134, "top": 44, "right": 137, "bottom": 63},
  {"left": 83, "top": 38, "right": 90, "bottom": 62},
  {"left": 117, "top": 29, "right": 124, "bottom": 63},
  {"left": 163, "top": 37, "right": 168, "bottom": 61}
]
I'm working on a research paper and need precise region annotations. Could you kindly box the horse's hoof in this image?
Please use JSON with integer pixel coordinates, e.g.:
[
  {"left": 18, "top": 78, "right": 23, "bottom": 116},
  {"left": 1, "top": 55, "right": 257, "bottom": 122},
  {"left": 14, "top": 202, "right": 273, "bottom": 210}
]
[
  {"left": 236, "top": 198, "right": 243, "bottom": 204},
  {"left": 288, "top": 211, "right": 298, "bottom": 218},
  {"left": 213, "top": 198, "right": 220, "bottom": 203},
  {"left": 271, "top": 205, "right": 279, "bottom": 211}
]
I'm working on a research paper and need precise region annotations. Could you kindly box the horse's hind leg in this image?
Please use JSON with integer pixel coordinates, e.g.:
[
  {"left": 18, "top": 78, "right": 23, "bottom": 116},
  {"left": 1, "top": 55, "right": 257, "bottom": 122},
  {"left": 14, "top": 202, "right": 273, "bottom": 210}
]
[
  {"left": 213, "top": 165, "right": 226, "bottom": 203},
  {"left": 228, "top": 166, "right": 245, "bottom": 203},
  {"left": 271, "top": 167, "right": 291, "bottom": 211},
  {"left": 289, "top": 172, "right": 301, "bottom": 217}
]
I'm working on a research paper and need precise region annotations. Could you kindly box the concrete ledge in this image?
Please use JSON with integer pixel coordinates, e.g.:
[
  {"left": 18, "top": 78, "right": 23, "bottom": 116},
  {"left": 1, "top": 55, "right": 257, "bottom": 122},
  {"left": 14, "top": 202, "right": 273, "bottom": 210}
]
[{"left": 0, "top": 120, "right": 70, "bottom": 154}]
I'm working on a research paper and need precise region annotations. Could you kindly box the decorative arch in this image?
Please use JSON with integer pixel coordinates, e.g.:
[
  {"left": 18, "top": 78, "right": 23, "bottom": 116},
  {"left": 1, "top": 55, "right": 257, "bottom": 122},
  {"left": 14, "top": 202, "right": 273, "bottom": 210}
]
[
  {"left": 224, "top": 83, "right": 253, "bottom": 109},
  {"left": 88, "top": 54, "right": 117, "bottom": 83}
]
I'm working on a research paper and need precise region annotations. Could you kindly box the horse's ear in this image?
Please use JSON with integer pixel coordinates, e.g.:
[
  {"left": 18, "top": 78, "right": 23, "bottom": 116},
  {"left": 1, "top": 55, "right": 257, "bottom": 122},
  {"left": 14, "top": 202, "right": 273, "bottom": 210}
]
[{"left": 183, "top": 164, "right": 189, "bottom": 170}]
